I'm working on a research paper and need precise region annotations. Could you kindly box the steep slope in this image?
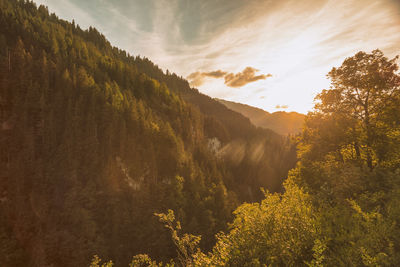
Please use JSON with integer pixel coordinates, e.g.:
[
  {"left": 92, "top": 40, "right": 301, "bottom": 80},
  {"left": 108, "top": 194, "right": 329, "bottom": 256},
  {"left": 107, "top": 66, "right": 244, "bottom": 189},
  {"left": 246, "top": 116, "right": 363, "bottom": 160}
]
[
  {"left": 217, "top": 98, "right": 305, "bottom": 135},
  {"left": 0, "top": 1, "right": 297, "bottom": 266}
]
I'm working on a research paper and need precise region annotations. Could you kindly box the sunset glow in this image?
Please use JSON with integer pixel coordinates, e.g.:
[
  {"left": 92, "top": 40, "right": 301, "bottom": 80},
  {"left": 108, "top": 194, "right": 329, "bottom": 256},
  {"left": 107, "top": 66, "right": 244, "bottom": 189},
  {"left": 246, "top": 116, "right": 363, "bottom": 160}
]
[{"left": 35, "top": 0, "right": 400, "bottom": 113}]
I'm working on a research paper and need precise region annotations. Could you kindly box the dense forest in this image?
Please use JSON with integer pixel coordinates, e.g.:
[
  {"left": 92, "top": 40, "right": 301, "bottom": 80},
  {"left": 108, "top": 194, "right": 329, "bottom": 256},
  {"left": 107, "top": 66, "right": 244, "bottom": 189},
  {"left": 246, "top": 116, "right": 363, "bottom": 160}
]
[
  {"left": 1, "top": 1, "right": 400, "bottom": 266},
  {"left": 117, "top": 52, "right": 400, "bottom": 266},
  {"left": 109, "top": 52, "right": 400, "bottom": 266},
  {"left": 0, "top": 1, "right": 298, "bottom": 266}
]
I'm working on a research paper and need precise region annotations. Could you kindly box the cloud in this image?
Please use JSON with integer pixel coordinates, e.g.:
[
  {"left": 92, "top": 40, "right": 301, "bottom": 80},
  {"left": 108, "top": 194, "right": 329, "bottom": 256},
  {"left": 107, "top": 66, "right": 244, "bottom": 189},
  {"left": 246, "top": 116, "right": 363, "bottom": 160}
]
[
  {"left": 187, "top": 67, "right": 271, "bottom": 87},
  {"left": 186, "top": 70, "right": 227, "bottom": 86},
  {"left": 37, "top": 0, "right": 400, "bottom": 113},
  {"left": 187, "top": 71, "right": 205, "bottom": 87},
  {"left": 205, "top": 70, "right": 227, "bottom": 78},
  {"left": 275, "top": 104, "right": 289, "bottom": 109},
  {"left": 224, "top": 67, "right": 272, "bottom": 87}
]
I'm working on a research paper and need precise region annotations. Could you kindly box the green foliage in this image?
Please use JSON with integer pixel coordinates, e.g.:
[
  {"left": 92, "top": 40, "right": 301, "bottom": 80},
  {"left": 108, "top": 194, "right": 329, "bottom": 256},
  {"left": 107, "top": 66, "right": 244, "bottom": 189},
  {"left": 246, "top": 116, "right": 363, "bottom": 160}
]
[
  {"left": 0, "top": 1, "right": 296, "bottom": 266},
  {"left": 128, "top": 49, "right": 400, "bottom": 266},
  {"left": 129, "top": 254, "right": 165, "bottom": 267},
  {"left": 90, "top": 255, "right": 113, "bottom": 267},
  {"left": 305, "top": 239, "right": 327, "bottom": 267},
  {"left": 291, "top": 49, "right": 400, "bottom": 266},
  {"left": 193, "top": 181, "right": 318, "bottom": 266},
  {"left": 155, "top": 210, "right": 202, "bottom": 266},
  {"left": 6, "top": 1, "right": 399, "bottom": 266},
  {"left": 303, "top": 50, "right": 400, "bottom": 169}
]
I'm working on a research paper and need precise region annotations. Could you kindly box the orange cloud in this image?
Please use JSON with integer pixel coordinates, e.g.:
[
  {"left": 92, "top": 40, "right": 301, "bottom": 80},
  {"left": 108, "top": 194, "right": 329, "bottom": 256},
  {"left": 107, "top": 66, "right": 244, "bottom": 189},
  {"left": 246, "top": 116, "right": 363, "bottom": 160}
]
[
  {"left": 275, "top": 104, "right": 289, "bottom": 109},
  {"left": 187, "top": 70, "right": 228, "bottom": 86},
  {"left": 205, "top": 70, "right": 227, "bottom": 78},
  {"left": 187, "top": 71, "right": 204, "bottom": 87},
  {"left": 224, "top": 67, "right": 272, "bottom": 87},
  {"left": 187, "top": 67, "right": 271, "bottom": 87}
]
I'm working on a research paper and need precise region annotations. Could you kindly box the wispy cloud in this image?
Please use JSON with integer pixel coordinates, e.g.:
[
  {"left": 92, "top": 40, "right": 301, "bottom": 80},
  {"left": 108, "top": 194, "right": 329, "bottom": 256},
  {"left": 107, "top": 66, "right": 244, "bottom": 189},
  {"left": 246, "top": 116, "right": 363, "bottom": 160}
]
[
  {"left": 275, "top": 105, "right": 289, "bottom": 109},
  {"left": 35, "top": 0, "right": 400, "bottom": 113}
]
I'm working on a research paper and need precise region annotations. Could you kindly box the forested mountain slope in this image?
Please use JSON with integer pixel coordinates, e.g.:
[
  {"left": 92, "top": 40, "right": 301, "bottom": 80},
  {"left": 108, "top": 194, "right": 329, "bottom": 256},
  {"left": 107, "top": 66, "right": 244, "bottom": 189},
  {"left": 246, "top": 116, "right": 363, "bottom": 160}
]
[
  {"left": 217, "top": 98, "right": 305, "bottom": 135},
  {"left": 0, "top": 1, "right": 297, "bottom": 266},
  {"left": 121, "top": 50, "right": 400, "bottom": 267}
]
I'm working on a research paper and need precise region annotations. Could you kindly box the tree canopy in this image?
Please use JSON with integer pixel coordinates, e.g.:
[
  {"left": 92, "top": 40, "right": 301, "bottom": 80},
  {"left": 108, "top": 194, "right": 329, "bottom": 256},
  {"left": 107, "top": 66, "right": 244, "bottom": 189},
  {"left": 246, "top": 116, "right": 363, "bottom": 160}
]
[{"left": 121, "top": 49, "right": 400, "bottom": 266}]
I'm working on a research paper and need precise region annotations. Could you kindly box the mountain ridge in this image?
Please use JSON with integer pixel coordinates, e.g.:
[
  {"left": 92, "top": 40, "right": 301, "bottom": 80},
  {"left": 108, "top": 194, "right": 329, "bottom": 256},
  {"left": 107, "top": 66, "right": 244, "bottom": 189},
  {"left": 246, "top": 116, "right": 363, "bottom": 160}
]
[{"left": 216, "top": 98, "right": 305, "bottom": 135}]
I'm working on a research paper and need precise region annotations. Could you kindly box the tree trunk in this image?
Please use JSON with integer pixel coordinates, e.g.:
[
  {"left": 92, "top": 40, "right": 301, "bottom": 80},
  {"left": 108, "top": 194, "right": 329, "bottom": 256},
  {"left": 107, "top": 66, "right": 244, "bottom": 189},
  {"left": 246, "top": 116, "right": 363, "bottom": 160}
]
[
  {"left": 364, "top": 103, "right": 373, "bottom": 170},
  {"left": 354, "top": 141, "right": 360, "bottom": 158}
]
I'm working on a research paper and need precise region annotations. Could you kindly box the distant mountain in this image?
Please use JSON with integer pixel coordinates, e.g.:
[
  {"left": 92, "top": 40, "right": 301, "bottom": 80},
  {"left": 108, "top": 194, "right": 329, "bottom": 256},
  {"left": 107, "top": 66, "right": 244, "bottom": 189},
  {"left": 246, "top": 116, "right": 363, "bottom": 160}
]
[{"left": 216, "top": 99, "right": 305, "bottom": 135}]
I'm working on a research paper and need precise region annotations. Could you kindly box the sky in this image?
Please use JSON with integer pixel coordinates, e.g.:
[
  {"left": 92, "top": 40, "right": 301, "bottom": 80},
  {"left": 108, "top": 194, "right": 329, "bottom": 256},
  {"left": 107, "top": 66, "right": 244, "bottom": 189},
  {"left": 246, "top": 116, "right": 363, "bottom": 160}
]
[{"left": 34, "top": 0, "right": 400, "bottom": 114}]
